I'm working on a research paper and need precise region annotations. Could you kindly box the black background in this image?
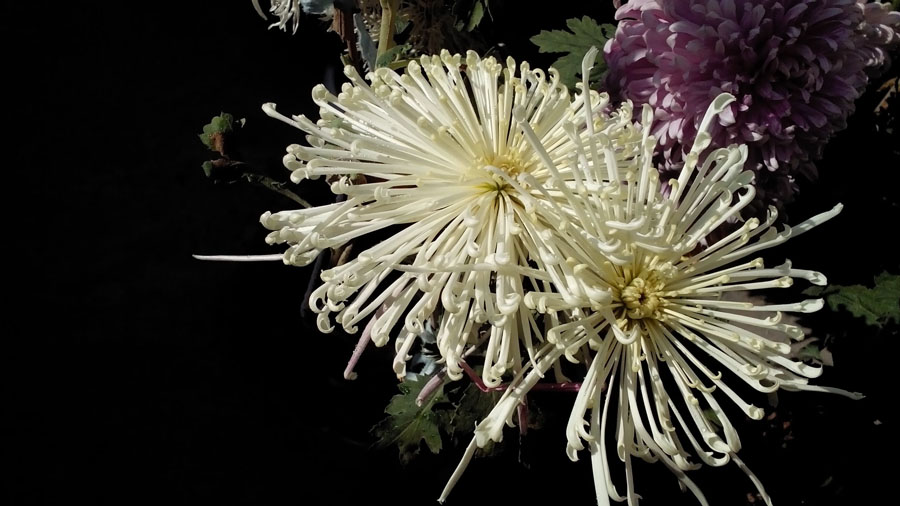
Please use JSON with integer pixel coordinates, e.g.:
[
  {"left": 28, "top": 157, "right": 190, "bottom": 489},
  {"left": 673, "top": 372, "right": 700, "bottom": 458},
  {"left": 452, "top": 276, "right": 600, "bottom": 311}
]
[{"left": 7, "top": 2, "right": 899, "bottom": 505}]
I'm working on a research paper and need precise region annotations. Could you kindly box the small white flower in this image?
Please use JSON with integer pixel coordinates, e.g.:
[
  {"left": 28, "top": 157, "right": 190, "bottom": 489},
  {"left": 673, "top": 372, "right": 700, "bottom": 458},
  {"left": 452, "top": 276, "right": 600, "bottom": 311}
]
[
  {"left": 453, "top": 89, "right": 862, "bottom": 504},
  {"left": 260, "top": 50, "right": 633, "bottom": 384}
]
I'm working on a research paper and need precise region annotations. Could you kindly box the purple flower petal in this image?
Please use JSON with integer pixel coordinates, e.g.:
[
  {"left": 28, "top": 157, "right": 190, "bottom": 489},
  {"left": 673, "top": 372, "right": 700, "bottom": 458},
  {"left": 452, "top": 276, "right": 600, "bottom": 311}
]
[{"left": 604, "top": 0, "right": 900, "bottom": 214}]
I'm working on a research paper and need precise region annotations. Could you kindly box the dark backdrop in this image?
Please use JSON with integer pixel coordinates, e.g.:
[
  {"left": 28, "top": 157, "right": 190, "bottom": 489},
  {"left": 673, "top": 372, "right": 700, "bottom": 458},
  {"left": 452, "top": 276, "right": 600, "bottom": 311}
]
[{"left": 7, "top": 2, "right": 898, "bottom": 505}]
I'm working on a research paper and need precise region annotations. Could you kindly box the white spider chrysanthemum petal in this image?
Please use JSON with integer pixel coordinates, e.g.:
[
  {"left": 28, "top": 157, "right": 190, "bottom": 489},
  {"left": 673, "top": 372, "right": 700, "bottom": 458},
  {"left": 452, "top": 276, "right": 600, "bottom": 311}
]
[
  {"left": 261, "top": 51, "right": 641, "bottom": 385},
  {"left": 252, "top": 0, "right": 333, "bottom": 33},
  {"left": 253, "top": 0, "right": 302, "bottom": 33},
  {"left": 442, "top": 53, "right": 860, "bottom": 505}
]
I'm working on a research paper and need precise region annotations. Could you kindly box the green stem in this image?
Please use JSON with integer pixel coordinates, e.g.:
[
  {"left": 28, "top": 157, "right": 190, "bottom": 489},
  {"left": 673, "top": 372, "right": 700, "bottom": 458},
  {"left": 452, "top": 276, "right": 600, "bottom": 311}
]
[
  {"left": 377, "top": 0, "right": 399, "bottom": 62},
  {"left": 244, "top": 173, "right": 312, "bottom": 208}
]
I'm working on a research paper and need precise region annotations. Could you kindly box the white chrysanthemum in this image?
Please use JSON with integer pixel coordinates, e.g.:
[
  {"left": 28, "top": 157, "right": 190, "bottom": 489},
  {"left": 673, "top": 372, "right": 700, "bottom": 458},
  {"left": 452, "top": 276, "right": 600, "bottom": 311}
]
[
  {"left": 260, "top": 50, "right": 643, "bottom": 384},
  {"left": 443, "top": 92, "right": 861, "bottom": 505}
]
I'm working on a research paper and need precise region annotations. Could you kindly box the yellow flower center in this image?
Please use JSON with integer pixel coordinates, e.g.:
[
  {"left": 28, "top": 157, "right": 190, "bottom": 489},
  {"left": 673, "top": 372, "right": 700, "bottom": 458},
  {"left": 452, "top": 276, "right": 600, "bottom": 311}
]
[
  {"left": 474, "top": 155, "right": 529, "bottom": 195},
  {"left": 619, "top": 269, "right": 669, "bottom": 321},
  {"left": 491, "top": 157, "right": 524, "bottom": 177}
]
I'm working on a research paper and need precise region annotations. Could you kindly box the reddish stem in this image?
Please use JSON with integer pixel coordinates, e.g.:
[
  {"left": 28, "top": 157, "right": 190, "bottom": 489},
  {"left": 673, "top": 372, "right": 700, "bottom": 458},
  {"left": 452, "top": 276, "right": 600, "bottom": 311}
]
[
  {"left": 459, "top": 361, "right": 505, "bottom": 392},
  {"left": 530, "top": 382, "right": 582, "bottom": 392}
]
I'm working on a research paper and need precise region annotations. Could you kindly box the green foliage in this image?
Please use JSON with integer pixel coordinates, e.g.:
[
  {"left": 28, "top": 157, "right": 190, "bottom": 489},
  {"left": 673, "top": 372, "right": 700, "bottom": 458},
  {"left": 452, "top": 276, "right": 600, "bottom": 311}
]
[
  {"left": 372, "top": 377, "right": 445, "bottom": 463},
  {"left": 454, "top": 0, "right": 489, "bottom": 32},
  {"left": 443, "top": 382, "right": 499, "bottom": 438},
  {"left": 702, "top": 408, "right": 723, "bottom": 429},
  {"left": 376, "top": 43, "right": 409, "bottom": 68},
  {"left": 444, "top": 383, "right": 506, "bottom": 456},
  {"left": 464, "top": 0, "right": 485, "bottom": 32},
  {"left": 198, "top": 113, "right": 237, "bottom": 149},
  {"left": 804, "top": 272, "right": 900, "bottom": 328},
  {"left": 530, "top": 16, "right": 616, "bottom": 89},
  {"left": 795, "top": 343, "right": 822, "bottom": 361},
  {"left": 201, "top": 160, "right": 215, "bottom": 178},
  {"left": 372, "top": 376, "right": 503, "bottom": 463},
  {"left": 394, "top": 14, "right": 410, "bottom": 34}
]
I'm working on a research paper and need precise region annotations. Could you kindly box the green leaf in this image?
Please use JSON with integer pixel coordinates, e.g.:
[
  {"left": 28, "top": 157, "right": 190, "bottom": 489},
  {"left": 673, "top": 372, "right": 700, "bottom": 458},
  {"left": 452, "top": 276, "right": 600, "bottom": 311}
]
[
  {"left": 438, "top": 382, "right": 508, "bottom": 456},
  {"left": 805, "top": 272, "right": 900, "bottom": 328},
  {"left": 530, "top": 16, "right": 616, "bottom": 89},
  {"left": 201, "top": 160, "right": 215, "bottom": 178},
  {"left": 198, "top": 112, "right": 236, "bottom": 149},
  {"left": 376, "top": 43, "right": 408, "bottom": 68},
  {"left": 825, "top": 272, "right": 900, "bottom": 328},
  {"left": 394, "top": 15, "right": 410, "bottom": 34},
  {"left": 372, "top": 377, "right": 444, "bottom": 463},
  {"left": 464, "top": 1, "right": 485, "bottom": 32},
  {"left": 444, "top": 382, "right": 498, "bottom": 438},
  {"left": 796, "top": 343, "right": 822, "bottom": 361},
  {"left": 703, "top": 408, "right": 723, "bottom": 429}
]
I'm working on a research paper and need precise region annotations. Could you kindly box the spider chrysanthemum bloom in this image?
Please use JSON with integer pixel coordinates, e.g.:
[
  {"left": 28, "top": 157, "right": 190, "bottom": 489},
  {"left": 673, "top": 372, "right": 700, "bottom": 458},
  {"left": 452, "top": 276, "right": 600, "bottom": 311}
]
[
  {"left": 604, "top": 0, "right": 900, "bottom": 213},
  {"left": 461, "top": 94, "right": 861, "bottom": 505},
  {"left": 260, "top": 50, "right": 635, "bottom": 384}
]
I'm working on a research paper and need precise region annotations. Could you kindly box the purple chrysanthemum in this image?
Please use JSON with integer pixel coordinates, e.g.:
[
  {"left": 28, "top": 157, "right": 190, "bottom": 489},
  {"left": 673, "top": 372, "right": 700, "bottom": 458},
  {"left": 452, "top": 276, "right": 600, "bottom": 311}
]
[{"left": 604, "top": 0, "right": 899, "bottom": 213}]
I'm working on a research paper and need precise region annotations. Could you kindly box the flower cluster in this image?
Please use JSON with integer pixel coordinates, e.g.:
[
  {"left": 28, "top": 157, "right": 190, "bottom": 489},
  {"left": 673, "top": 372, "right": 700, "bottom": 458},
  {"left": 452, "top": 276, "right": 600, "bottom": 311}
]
[
  {"left": 604, "top": 0, "right": 900, "bottom": 213},
  {"left": 262, "top": 49, "right": 637, "bottom": 385},
  {"left": 259, "top": 50, "right": 858, "bottom": 504}
]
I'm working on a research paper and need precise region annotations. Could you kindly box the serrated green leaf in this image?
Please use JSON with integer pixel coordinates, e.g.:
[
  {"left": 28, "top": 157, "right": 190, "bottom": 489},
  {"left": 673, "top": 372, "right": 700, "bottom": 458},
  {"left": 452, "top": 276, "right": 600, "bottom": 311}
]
[
  {"left": 198, "top": 112, "right": 236, "bottom": 150},
  {"left": 444, "top": 382, "right": 498, "bottom": 437},
  {"left": 376, "top": 44, "right": 408, "bottom": 68},
  {"left": 819, "top": 272, "right": 900, "bottom": 328},
  {"left": 530, "top": 16, "right": 615, "bottom": 89},
  {"left": 436, "top": 381, "right": 511, "bottom": 457},
  {"left": 796, "top": 343, "right": 822, "bottom": 361},
  {"left": 372, "top": 377, "right": 444, "bottom": 463},
  {"left": 802, "top": 285, "right": 825, "bottom": 297},
  {"left": 532, "top": 17, "right": 613, "bottom": 54}
]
